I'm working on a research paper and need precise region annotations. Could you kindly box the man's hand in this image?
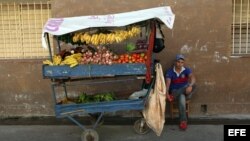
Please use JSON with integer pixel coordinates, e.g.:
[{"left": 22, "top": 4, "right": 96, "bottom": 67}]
[
  {"left": 185, "top": 86, "right": 192, "bottom": 95},
  {"left": 166, "top": 94, "right": 174, "bottom": 102}
]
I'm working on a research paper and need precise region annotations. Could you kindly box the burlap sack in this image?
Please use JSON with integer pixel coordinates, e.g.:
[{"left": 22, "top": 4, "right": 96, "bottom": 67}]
[{"left": 143, "top": 63, "right": 166, "bottom": 136}]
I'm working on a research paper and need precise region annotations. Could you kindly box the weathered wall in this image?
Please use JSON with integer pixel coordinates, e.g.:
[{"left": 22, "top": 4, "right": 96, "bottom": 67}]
[
  {"left": 164, "top": 0, "right": 250, "bottom": 115},
  {"left": 0, "top": 61, "right": 54, "bottom": 117},
  {"left": 51, "top": 0, "right": 165, "bottom": 17},
  {"left": 0, "top": 0, "right": 250, "bottom": 118}
]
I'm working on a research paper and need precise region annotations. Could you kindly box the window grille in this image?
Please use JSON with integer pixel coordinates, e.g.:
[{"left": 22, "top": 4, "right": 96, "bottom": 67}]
[
  {"left": 0, "top": 1, "right": 52, "bottom": 59},
  {"left": 232, "top": 0, "right": 250, "bottom": 55}
]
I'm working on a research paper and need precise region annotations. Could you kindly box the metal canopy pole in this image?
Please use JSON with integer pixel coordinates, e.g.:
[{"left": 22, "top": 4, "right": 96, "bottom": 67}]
[{"left": 45, "top": 32, "right": 53, "bottom": 61}]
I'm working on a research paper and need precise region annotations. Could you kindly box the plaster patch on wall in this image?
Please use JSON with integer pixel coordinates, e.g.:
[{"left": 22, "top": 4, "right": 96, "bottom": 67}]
[
  {"left": 200, "top": 44, "right": 208, "bottom": 52},
  {"left": 41, "top": 105, "right": 46, "bottom": 109},
  {"left": 23, "top": 103, "right": 32, "bottom": 113},
  {"left": 180, "top": 44, "right": 192, "bottom": 53},
  {"left": 204, "top": 81, "right": 216, "bottom": 86},
  {"left": 213, "top": 51, "right": 229, "bottom": 63},
  {"left": 14, "top": 94, "right": 31, "bottom": 101},
  {"left": 195, "top": 40, "right": 200, "bottom": 48},
  {"left": 192, "top": 64, "right": 196, "bottom": 69},
  {"left": 221, "top": 56, "right": 229, "bottom": 63},
  {"left": 199, "top": 42, "right": 211, "bottom": 52},
  {"left": 213, "top": 51, "right": 221, "bottom": 63},
  {"left": 209, "top": 29, "right": 218, "bottom": 33}
]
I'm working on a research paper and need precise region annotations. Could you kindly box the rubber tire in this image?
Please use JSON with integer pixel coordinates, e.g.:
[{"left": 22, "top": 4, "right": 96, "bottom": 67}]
[
  {"left": 133, "top": 118, "right": 150, "bottom": 135},
  {"left": 81, "top": 129, "right": 99, "bottom": 141}
]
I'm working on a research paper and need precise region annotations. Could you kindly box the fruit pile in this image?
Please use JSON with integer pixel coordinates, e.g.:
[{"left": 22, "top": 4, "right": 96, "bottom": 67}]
[
  {"left": 82, "top": 46, "right": 120, "bottom": 65},
  {"left": 70, "top": 26, "right": 141, "bottom": 45},
  {"left": 114, "top": 53, "right": 147, "bottom": 64},
  {"left": 43, "top": 45, "right": 147, "bottom": 67},
  {"left": 43, "top": 52, "right": 82, "bottom": 68}
]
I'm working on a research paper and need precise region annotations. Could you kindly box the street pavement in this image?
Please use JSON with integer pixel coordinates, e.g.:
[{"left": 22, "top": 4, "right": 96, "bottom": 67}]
[
  {"left": 0, "top": 124, "right": 223, "bottom": 141},
  {"left": 2, "top": 115, "right": 250, "bottom": 141}
]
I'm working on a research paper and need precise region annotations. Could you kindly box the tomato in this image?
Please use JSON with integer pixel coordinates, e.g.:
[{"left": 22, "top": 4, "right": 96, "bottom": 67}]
[
  {"left": 128, "top": 55, "right": 132, "bottom": 60},
  {"left": 132, "top": 53, "right": 137, "bottom": 58},
  {"left": 125, "top": 58, "right": 129, "bottom": 63},
  {"left": 136, "top": 54, "right": 140, "bottom": 59},
  {"left": 120, "top": 54, "right": 124, "bottom": 59},
  {"left": 124, "top": 54, "right": 129, "bottom": 58}
]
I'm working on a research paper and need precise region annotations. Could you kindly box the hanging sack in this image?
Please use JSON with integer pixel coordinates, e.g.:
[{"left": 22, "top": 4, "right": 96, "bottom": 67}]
[
  {"left": 142, "top": 63, "right": 166, "bottom": 136},
  {"left": 153, "top": 23, "right": 165, "bottom": 53}
]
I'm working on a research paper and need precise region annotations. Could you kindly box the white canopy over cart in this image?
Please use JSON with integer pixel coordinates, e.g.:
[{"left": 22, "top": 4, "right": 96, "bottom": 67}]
[{"left": 42, "top": 6, "right": 175, "bottom": 48}]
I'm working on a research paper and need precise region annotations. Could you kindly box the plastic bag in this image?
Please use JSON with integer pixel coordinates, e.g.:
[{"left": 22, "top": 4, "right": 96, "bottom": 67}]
[
  {"left": 153, "top": 38, "right": 165, "bottom": 53},
  {"left": 128, "top": 89, "right": 148, "bottom": 100},
  {"left": 142, "top": 63, "right": 166, "bottom": 136}
]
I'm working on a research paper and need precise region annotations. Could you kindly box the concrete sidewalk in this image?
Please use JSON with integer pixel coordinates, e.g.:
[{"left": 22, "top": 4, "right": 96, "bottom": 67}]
[
  {"left": 1, "top": 115, "right": 250, "bottom": 141},
  {"left": 0, "top": 124, "right": 223, "bottom": 141}
]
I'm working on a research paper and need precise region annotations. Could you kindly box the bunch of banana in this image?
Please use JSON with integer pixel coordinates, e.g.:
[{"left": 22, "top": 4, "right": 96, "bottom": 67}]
[
  {"left": 43, "top": 60, "right": 53, "bottom": 66},
  {"left": 72, "top": 26, "right": 141, "bottom": 45},
  {"left": 98, "top": 33, "right": 107, "bottom": 45},
  {"left": 72, "top": 32, "right": 81, "bottom": 43},
  {"left": 43, "top": 55, "right": 62, "bottom": 66},
  {"left": 71, "top": 53, "right": 82, "bottom": 62},
  {"left": 53, "top": 55, "right": 62, "bottom": 65},
  {"left": 111, "top": 26, "right": 141, "bottom": 43},
  {"left": 114, "top": 30, "right": 128, "bottom": 40},
  {"left": 61, "top": 55, "right": 79, "bottom": 68},
  {"left": 114, "top": 35, "right": 123, "bottom": 43},
  {"left": 130, "top": 26, "right": 141, "bottom": 36},
  {"left": 90, "top": 34, "right": 100, "bottom": 45},
  {"left": 106, "top": 33, "right": 116, "bottom": 44},
  {"left": 80, "top": 32, "right": 91, "bottom": 44}
]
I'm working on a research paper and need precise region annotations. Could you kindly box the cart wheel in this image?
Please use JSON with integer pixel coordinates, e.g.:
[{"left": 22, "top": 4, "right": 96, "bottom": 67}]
[
  {"left": 81, "top": 129, "right": 99, "bottom": 141},
  {"left": 133, "top": 118, "right": 150, "bottom": 135}
]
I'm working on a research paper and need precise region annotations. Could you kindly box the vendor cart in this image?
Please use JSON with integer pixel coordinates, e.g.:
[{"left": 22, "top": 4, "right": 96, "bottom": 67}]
[{"left": 42, "top": 6, "right": 175, "bottom": 141}]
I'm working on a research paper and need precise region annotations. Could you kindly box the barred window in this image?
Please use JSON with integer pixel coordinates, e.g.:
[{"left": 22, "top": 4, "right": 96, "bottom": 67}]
[
  {"left": 0, "top": 1, "right": 52, "bottom": 59},
  {"left": 232, "top": 0, "right": 250, "bottom": 55}
]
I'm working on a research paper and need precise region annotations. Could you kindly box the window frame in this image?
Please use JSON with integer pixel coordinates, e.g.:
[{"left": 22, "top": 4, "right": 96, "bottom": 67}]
[{"left": 0, "top": 1, "right": 52, "bottom": 60}]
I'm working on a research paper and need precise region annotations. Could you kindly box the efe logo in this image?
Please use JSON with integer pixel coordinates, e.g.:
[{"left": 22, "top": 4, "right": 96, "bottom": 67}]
[
  {"left": 224, "top": 125, "right": 250, "bottom": 141},
  {"left": 228, "top": 129, "right": 246, "bottom": 136}
]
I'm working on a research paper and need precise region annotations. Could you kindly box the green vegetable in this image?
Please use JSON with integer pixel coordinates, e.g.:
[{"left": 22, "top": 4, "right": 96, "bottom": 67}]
[
  {"left": 126, "top": 42, "right": 136, "bottom": 52},
  {"left": 77, "top": 92, "right": 116, "bottom": 103}
]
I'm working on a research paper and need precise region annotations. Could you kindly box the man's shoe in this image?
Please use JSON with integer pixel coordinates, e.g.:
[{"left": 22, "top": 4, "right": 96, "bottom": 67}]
[{"left": 179, "top": 121, "right": 187, "bottom": 130}]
